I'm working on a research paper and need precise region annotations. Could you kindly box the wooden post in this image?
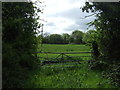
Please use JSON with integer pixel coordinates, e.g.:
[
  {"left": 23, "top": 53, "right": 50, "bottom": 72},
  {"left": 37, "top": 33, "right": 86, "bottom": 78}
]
[
  {"left": 61, "top": 53, "right": 64, "bottom": 60},
  {"left": 92, "top": 41, "right": 100, "bottom": 59}
]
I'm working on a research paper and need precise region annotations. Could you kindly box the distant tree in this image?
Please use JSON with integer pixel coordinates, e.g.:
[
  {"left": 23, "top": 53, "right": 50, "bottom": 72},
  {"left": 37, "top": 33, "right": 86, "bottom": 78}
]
[
  {"left": 70, "top": 30, "right": 84, "bottom": 44},
  {"left": 42, "top": 35, "right": 50, "bottom": 44},
  {"left": 62, "top": 33, "right": 70, "bottom": 44},
  {"left": 49, "top": 34, "right": 63, "bottom": 44},
  {"left": 42, "top": 32, "right": 50, "bottom": 44},
  {"left": 69, "top": 36, "right": 74, "bottom": 44},
  {"left": 43, "top": 32, "right": 50, "bottom": 37},
  {"left": 37, "top": 32, "right": 50, "bottom": 44}
]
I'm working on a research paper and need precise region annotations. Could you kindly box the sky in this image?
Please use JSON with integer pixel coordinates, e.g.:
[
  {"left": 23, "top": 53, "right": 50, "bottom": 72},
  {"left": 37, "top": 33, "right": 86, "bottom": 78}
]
[{"left": 37, "top": 0, "right": 96, "bottom": 35}]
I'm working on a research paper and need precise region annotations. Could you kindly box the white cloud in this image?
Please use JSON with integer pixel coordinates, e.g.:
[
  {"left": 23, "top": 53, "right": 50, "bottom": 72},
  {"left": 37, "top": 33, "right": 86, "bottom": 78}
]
[
  {"left": 43, "top": 0, "right": 85, "bottom": 15},
  {"left": 37, "top": 0, "right": 95, "bottom": 35},
  {"left": 43, "top": 17, "right": 75, "bottom": 34}
]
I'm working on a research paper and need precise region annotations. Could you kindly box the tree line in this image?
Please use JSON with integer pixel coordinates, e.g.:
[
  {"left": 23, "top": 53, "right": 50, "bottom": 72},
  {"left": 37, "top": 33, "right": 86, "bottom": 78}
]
[{"left": 37, "top": 30, "right": 95, "bottom": 44}]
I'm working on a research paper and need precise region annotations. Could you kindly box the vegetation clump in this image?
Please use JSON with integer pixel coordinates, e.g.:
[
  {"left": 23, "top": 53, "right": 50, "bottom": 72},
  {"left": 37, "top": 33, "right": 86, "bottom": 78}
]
[
  {"left": 82, "top": 2, "right": 120, "bottom": 86},
  {"left": 2, "top": 2, "right": 41, "bottom": 88}
]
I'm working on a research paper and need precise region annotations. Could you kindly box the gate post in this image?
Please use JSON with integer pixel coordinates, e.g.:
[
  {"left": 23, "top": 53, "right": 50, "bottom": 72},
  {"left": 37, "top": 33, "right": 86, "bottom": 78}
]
[{"left": 92, "top": 41, "right": 100, "bottom": 60}]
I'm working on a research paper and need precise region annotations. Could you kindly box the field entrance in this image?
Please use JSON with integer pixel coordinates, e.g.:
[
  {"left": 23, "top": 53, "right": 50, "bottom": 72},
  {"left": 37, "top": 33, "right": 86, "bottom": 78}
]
[
  {"left": 37, "top": 44, "right": 92, "bottom": 66},
  {"left": 25, "top": 44, "right": 113, "bottom": 88}
]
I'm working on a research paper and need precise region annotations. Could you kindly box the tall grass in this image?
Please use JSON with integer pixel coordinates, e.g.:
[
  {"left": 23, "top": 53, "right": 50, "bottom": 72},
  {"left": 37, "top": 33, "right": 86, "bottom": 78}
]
[
  {"left": 24, "top": 44, "right": 114, "bottom": 88},
  {"left": 25, "top": 62, "right": 114, "bottom": 88}
]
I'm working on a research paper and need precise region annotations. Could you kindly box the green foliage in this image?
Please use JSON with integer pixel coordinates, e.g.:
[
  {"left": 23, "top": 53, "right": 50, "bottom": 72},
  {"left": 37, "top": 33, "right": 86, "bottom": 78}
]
[
  {"left": 70, "top": 30, "right": 84, "bottom": 44},
  {"left": 82, "top": 2, "right": 120, "bottom": 63},
  {"left": 82, "top": 30, "right": 99, "bottom": 45},
  {"left": 82, "top": 2, "right": 120, "bottom": 86},
  {"left": 2, "top": 2, "right": 41, "bottom": 88},
  {"left": 49, "top": 34, "right": 63, "bottom": 44},
  {"left": 62, "top": 33, "right": 70, "bottom": 44},
  {"left": 40, "top": 30, "right": 85, "bottom": 44}
]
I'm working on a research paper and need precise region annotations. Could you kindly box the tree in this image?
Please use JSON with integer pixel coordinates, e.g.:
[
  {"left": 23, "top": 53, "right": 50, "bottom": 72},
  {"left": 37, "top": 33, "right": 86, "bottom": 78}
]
[
  {"left": 82, "top": 2, "right": 120, "bottom": 63},
  {"left": 49, "top": 34, "right": 63, "bottom": 44},
  {"left": 2, "top": 1, "right": 42, "bottom": 88},
  {"left": 82, "top": 2, "right": 120, "bottom": 85},
  {"left": 62, "top": 33, "right": 70, "bottom": 44},
  {"left": 82, "top": 30, "right": 99, "bottom": 44},
  {"left": 42, "top": 32, "right": 50, "bottom": 44},
  {"left": 70, "top": 30, "right": 84, "bottom": 44}
]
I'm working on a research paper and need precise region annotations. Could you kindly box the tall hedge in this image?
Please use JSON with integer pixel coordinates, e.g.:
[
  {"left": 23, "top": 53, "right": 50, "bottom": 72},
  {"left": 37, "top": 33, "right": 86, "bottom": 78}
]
[
  {"left": 82, "top": 2, "right": 120, "bottom": 63},
  {"left": 82, "top": 2, "right": 120, "bottom": 86},
  {"left": 2, "top": 2, "right": 41, "bottom": 88}
]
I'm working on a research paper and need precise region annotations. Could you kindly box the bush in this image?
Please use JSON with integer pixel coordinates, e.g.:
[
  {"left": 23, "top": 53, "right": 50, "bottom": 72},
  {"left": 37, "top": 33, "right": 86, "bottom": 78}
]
[{"left": 2, "top": 2, "right": 41, "bottom": 88}]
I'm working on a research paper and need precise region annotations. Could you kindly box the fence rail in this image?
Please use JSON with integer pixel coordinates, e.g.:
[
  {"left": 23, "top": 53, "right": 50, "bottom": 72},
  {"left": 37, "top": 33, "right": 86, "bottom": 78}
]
[
  {"left": 36, "top": 51, "right": 93, "bottom": 54},
  {"left": 37, "top": 51, "right": 92, "bottom": 65}
]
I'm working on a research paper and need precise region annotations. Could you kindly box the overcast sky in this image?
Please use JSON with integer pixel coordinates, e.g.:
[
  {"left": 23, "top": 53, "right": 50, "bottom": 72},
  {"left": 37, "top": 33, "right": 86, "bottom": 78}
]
[{"left": 37, "top": 0, "right": 96, "bottom": 35}]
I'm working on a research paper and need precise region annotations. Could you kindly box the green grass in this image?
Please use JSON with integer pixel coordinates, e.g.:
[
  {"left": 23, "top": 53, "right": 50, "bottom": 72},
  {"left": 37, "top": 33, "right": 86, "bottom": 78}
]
[
  {"left": 38, "top": 44, "right": 91, "bottom": 52},
  {"left": 38, "top": 44, "right": 91, "bottom": 61},
  {"left": 24, "top": 44, "right": 114, "bottom": 88},
  {"left": 25, "top": 62, "right": 114, "bottom": 88}
]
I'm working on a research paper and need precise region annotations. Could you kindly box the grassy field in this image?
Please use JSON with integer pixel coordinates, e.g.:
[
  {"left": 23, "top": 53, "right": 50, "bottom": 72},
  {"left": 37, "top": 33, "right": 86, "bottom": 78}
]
[
  {"left": 38, "top": 44, "right": 91, "bottom": 52},
  {"left": 38, "top": 44, "right": 92, "bottom": 61},
  {"left": 24, "top": 44, "right": 114, "bottom": 88}
]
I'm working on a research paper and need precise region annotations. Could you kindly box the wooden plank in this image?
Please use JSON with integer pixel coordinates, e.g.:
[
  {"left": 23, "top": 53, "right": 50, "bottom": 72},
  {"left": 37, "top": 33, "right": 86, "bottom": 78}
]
[
  {"left": 36, "top": 51, "right": 93, "bottom": 54},
  {"left": 77, "top": 56, "right": 91, "bottom": 57},
  {"left": 41, "top": 59, "right": 92, "bottom": 66},
  {"left": 38, "top": 56, "right": 91, "bottom": 60}
]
